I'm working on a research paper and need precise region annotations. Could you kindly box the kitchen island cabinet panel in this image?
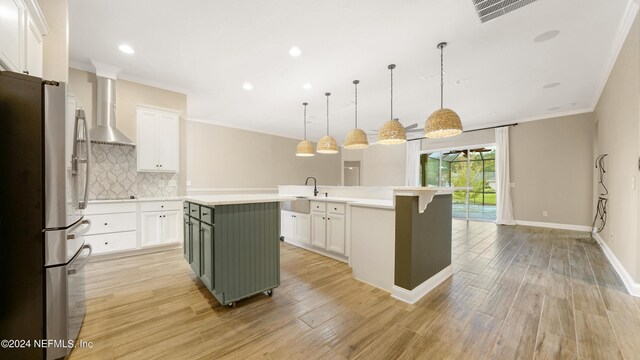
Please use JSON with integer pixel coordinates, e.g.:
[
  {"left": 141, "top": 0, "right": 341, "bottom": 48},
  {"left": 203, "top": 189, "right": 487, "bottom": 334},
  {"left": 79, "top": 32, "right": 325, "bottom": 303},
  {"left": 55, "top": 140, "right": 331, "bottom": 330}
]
[{"left": 184, "top": 200, "right": 280, "bottom": 306}]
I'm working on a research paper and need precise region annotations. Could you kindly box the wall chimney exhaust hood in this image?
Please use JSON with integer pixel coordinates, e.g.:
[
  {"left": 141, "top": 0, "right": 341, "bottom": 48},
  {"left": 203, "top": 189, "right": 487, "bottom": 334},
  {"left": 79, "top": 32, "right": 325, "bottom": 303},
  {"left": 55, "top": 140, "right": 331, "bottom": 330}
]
[{"left": 90, "top": 61, "right": 135, "bottom": 146}]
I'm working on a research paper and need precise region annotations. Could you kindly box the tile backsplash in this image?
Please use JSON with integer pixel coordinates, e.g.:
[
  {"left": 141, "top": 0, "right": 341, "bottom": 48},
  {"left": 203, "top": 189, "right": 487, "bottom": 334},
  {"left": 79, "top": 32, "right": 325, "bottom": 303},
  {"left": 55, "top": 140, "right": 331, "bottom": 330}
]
[{"left": 89, "top": 144, "right": 177, "bottom": 200}]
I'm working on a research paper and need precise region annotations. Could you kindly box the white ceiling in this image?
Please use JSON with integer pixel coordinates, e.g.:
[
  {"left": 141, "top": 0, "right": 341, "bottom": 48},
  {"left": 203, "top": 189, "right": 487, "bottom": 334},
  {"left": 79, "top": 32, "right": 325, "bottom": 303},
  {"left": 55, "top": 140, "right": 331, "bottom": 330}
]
[{"left": 69, "top": 0, "right": 635, "bottom": 142}]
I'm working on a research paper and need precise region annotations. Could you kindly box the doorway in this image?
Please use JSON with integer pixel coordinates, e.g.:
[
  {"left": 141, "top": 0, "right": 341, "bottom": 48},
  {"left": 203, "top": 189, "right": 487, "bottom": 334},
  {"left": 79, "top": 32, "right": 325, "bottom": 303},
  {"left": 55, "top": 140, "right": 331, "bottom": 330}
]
[{"left": 420, "top": 146, "right": 497, "bottom": 221}]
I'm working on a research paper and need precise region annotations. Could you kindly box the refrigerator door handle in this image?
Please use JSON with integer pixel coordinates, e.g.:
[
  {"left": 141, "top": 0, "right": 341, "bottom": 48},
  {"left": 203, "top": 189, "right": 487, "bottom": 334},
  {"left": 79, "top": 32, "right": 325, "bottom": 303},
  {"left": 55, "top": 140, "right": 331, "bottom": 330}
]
[
  {"left": 77, "top": 110, "right": 91, "bottom": 210},
  {"left": 68, "top": 244, "right": 92, "bottom": 275},
  {"left": 66, "top": 219, "right": 92, "bottom": 240}
]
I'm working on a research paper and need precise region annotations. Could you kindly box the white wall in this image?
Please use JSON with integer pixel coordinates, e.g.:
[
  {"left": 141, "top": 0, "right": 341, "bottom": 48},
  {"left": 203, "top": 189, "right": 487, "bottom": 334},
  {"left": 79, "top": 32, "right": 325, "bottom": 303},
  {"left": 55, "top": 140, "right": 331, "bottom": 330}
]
[
  {"left": 342, "top": 143, "right": 407, "bottom": 186},
  {"left": 38, "top": 0, "right": 68, "bottom": 82},
  {"left": 593, "top": 14, "right": 640, "bottom": 281},
  {"left": 510, "top": 113, "right": 594, "bottom": 227},
  {"left": 186, "top": 120, "right": 341, "bottom": 189}
]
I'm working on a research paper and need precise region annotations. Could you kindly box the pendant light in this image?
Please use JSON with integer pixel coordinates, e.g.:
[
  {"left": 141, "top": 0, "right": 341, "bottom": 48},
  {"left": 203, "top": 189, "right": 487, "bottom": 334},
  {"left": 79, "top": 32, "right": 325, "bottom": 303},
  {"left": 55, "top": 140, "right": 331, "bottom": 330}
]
[
  {"left": 344, "top": 80, "right": 369, "bottom": 149},
  {"left": 316, "top": 92, "right": 339, "bottom": 154},
  {"left": 425, "top": 42, "right": 463, "bottom": 138},
  {"left": 296, "top": 102, "right": 314, "bottom": 157},
  {"left": 377, "top": 64, "right": 407, "bottom": 145}
]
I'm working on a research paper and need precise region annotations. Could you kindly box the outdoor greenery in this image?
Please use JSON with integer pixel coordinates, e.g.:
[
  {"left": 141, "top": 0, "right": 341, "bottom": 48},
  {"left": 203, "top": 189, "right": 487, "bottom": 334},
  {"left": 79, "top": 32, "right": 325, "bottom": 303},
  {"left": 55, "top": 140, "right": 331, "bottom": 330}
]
[{"left": 421, "top": 149, "right": 497, "bottom": 206}]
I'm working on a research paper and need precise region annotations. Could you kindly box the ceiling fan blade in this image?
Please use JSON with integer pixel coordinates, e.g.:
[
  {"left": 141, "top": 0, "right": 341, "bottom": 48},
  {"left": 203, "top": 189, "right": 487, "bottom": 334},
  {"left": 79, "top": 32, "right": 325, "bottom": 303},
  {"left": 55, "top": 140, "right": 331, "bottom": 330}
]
[
  {"left": 404, "top": 123, "right": 418, "bottom": 130},
  {"left": 407, "top": 128, "right": 423, "bottom": 133}
]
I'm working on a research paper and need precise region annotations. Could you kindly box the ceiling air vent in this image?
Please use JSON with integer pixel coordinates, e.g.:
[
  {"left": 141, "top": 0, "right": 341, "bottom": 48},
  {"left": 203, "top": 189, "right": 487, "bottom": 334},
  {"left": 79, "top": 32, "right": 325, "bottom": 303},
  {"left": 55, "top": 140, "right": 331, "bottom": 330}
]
[{"left": 471, "top": 0, "right": 539, "bottom": 23}]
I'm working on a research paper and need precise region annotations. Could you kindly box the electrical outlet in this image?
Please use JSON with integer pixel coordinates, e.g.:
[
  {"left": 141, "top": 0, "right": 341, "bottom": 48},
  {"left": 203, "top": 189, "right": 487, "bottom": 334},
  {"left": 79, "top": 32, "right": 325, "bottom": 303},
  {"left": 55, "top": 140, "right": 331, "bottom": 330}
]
[
  {"left": 159, "top": 180, "right": 165, "bottom": 186},
  {"left": 169, "top": 180, "right": 177, "bottom": 187},
  {"left": 542, "top": 210, "right": 548, "bottom": 217}
]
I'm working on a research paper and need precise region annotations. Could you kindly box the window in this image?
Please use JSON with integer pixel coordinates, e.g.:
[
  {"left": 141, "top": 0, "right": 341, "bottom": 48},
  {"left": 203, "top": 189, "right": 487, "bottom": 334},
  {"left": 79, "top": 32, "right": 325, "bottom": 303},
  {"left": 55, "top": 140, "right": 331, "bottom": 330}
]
[{"left": 420, "top": 146, "right": 496, "bottom": 221}]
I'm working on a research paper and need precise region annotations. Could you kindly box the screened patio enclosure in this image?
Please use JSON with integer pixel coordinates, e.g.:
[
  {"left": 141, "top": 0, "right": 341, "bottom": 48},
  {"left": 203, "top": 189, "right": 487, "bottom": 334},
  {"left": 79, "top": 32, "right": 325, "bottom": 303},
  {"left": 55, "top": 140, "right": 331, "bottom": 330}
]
[{"left": 420, "top": 146, "right": 496, "bottom": 221}]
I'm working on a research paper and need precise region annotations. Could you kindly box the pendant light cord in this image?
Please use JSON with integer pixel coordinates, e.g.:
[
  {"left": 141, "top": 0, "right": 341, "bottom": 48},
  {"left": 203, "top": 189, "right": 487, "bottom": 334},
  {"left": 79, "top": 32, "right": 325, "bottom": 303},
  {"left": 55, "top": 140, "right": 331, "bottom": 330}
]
[
  {"left": 303, "top": 102, "right": 307, "bottom": 140},
  {"left": 390, "top": 66, "right": 394, "bottom": 121},
  {"left": 325, "top": 92, "right": 330, "bottom": 135},
  {"left": 354, "top": 80, "right": 359, "bottom": 128},
  {"left": 440, "top": 44, "right": 444, "bottom": 109}
]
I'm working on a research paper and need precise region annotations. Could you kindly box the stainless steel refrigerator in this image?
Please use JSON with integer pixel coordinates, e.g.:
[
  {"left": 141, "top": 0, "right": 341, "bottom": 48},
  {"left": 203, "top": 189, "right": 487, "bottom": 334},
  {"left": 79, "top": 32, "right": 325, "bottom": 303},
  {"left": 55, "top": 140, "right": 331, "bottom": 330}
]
[{"left": 0, "top": 71, "right": 93, "bottom": 360}]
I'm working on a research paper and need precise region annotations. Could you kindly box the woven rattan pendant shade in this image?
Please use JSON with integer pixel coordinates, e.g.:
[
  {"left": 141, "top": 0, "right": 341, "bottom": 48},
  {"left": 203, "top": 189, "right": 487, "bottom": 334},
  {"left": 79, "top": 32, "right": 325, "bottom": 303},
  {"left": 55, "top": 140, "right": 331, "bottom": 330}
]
[
  {"left": 378, "top": 64, "right": 406, "bottom": 145},
  {"left": 424, "top": 42, "right": 463, "bottom": 138},
  {"left": 378, "top": 119, "right": 407, "bottom": 144},
  {"left": 296, "top": 102, "right": 315, "bottom": 156},
  {"left": 317, "top": 92, "right": 338, "bottom": 154},
  {"left": 344, "top": 80, "right": 369, "bottom": 149}
]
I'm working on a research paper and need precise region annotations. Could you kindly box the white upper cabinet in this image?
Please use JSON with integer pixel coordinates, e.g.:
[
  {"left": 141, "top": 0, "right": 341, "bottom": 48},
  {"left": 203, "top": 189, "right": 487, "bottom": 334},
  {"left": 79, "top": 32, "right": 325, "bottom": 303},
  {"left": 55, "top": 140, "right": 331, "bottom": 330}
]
[
  {"left": 136, "top": 105, "right": 180, "bottom": 172},
  {"left": 0, "top": 0, "right": 47, "bottom": 76}
]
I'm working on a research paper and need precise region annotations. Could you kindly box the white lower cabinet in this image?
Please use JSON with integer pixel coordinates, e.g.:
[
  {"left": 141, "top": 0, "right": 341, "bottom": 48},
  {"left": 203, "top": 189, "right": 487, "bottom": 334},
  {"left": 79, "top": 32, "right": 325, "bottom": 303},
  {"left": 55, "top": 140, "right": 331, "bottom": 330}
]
[
  {"left": 326, "top": 213, "right": 345, "bottom": 254},
  {"left": 281, "top": 210, "right": 310, "bottom": 245},
  {"left": 311, "top": 211, "right": 327, "bottom": 248},
  {"left": 85, "top": 200, "right": 182, "bottom": 256},
  {"left": 309, "top": 201, "right": 347, "bottom": 257},
  {"left": 141, "top": 209, "right": 181, "bottom": 246}
]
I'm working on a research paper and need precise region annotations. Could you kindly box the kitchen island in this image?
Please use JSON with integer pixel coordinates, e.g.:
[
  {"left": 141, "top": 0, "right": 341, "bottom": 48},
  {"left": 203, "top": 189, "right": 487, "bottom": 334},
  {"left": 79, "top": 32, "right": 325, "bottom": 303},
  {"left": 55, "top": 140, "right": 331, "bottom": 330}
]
[
  {"left": 183, "top": 194, "right": 295, "bottom": 306},
  {"left": 279, "top": 186, "right": 454, "bottom": 304}
]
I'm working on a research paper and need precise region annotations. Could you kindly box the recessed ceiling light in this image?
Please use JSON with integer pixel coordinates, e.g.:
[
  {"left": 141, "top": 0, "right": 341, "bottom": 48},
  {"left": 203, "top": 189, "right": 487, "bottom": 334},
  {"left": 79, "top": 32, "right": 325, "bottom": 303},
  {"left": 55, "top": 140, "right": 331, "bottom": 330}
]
[
  {"left": 303, "top": 83, "right": 312, "bottom": 90},
  {"left": 547, "top": 106, "right": 561, "bottom": 111},
  {"left": 534, "top": 30, "right": 560, "bottom": 43},
  {"left": 289, "top": 46, "right": 301, "bottom": 57},
  {"left": 456, "top": 79, "right": 468, "bottom": 84},
  {"left": 118, "top": 44, "right": 135, "bottom": 54},
  {"left": 242, "top": 82, "right": 253, "bottom": 91},
  {"left": 543, "top": 82, "right": 561, "bottom": 89}
]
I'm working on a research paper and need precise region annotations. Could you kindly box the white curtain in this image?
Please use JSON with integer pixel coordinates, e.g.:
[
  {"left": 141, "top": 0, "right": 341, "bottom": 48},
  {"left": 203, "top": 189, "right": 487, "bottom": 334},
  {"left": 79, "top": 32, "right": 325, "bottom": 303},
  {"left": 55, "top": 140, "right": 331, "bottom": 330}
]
[
  {"left": 405, "top": 140, "right": 421, "bottom": 186},
  {"left": 495, "top": 127, "right": 516, "bottom": 225}
]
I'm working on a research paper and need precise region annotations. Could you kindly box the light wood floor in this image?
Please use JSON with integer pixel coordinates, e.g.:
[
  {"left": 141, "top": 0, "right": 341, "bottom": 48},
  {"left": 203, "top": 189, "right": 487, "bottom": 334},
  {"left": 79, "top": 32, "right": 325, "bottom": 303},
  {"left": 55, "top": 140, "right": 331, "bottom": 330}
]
[{"left": 70, "top": 221, "right": 640, "bottom": 360}]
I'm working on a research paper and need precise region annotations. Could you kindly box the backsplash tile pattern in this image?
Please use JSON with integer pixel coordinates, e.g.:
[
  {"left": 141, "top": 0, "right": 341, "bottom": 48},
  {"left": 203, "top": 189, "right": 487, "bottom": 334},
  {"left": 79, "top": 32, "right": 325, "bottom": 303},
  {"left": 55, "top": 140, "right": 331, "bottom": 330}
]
[{"left": 89, "top": 144, "right": 177, "bottom": 200}]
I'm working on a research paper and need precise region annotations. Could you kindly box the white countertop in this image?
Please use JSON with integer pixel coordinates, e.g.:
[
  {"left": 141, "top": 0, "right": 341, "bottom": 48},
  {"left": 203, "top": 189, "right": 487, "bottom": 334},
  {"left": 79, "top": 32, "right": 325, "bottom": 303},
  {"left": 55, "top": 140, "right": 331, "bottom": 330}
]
[
  {"left": 184, "top": 194, "right": 297, "bottom": 206},
  {"left": 89, "top": 197, "right": 183, "bottom": 204}
]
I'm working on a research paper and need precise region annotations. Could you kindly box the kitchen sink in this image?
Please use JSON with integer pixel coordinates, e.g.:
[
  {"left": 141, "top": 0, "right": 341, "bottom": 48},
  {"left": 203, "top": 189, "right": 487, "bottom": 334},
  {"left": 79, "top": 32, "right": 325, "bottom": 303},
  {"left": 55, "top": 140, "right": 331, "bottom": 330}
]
[{"left": 282, "top": 198, "right": 310, "bottom": 214}]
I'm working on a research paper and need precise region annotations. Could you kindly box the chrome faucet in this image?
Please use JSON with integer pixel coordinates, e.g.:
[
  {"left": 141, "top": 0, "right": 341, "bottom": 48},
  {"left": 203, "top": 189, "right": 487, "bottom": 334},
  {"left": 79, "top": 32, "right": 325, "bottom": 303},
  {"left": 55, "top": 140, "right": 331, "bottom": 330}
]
[{"left": 305, "top": 177, "right": 319, "bottom": 197}]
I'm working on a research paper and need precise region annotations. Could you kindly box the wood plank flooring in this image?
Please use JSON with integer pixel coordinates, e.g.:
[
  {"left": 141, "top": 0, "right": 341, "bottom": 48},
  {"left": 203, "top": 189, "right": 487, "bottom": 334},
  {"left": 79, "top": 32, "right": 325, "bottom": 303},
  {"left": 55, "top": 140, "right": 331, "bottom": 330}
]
[{"left": 70, "top": 221, "right": 640, "bottom": 360}]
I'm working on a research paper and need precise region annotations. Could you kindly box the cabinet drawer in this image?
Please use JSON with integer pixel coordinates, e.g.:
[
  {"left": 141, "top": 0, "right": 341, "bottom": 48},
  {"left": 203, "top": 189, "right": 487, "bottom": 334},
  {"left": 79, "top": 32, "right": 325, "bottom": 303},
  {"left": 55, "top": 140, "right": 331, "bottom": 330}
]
[
  {"left": 200, "top": 206, "right": 214, "bottom": 224},
  {"left": 141, "top": 201, "right": 182, "bottom": 212},
  {"left": 86, "top": 213, "right": 137, "bottom": 235},
  {"left": 86, "top": 231, "right": 137, "bottom": 254},
  {"left": 310, "top": 201, "right": 326, "bottom": 212},
  {"left": 85, "top": 202, "right": 137, "bottom": 215},
  {"left": 327, "top": 202, "right": 346, "bottom": 214},
  {"left": 188, "top": 203, "right": 200, "bottom": 217}
]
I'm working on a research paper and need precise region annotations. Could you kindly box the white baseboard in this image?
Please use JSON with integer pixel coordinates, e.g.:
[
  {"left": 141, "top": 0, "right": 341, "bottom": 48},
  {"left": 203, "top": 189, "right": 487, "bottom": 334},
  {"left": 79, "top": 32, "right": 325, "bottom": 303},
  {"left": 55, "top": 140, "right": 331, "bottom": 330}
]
[
  {"left": 391, "top": 265, "right": 453, "bottom": 304},
  {"left": 514, "top": 220, "right": 591, "bottom": 232},
  {"left": 592, "top": 233, "right": 640, "bottom": 297}
]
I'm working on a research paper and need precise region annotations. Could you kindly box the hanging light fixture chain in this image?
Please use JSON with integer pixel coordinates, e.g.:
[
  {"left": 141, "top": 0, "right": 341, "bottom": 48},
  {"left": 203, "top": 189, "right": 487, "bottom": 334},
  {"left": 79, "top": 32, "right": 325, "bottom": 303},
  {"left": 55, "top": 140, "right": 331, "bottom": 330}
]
[
  {"left": 325, "top": 92, "right": 330, "bottom": 135},
  {"left": 390, "top": 66, "right": 394, "bottom": 120},
  {"left": 354, "top": 80, "right": 359, "bottom": 128},
  {"left": 303, "top": 102, "right": 307, "bottom": 140},
  {"left": 440, "top": 43, "right": 445, "bottom": 109}
]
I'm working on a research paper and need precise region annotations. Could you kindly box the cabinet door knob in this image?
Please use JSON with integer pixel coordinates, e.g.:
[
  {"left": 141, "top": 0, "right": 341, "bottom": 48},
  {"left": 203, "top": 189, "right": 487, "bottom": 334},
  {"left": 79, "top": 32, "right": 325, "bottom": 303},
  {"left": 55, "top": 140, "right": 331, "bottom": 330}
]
[
  {"left": 161, "top": 205, "right": 164, "bottom": 208},
  {"left": 104, "top": 242, "right": 108, "bottom": 245},
  {"left": 104, "top": 223, "right": 107, "bottom": 225},
  {"left": 23, "top": 71, "right": 29, "bottom": 75},
  {"left": 202, "top": 212, "right": 208, "bottom": 215}
]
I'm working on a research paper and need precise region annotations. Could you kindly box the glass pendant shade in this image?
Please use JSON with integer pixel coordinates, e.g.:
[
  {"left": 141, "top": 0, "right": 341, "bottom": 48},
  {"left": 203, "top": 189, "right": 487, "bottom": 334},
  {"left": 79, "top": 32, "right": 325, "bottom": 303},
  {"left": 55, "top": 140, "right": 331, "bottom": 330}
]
[
  {"left": 296, "top": 102, "right": 315, "bottom": 156},
  {"left": 344, "top": 128, "right": 369, "bottom": 149},
  {"left": 425, "top": 108, "right": 463, "bottom": 138},
  {"left": 296, "top": 139, "right": 315, "bottom": 156},
  {"left": 317, "top": 135, "right": 338, "bottom": 154},
  {"left": 378, "top": 119, "right": 407, "bottom": 145}
]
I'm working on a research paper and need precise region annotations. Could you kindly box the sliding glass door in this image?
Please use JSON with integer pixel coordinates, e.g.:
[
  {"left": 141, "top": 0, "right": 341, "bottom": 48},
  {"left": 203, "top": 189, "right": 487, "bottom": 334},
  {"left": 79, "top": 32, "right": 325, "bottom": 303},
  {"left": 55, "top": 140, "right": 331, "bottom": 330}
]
[{"left": 420, "top": 146, "right": 496, "bottom": 221}]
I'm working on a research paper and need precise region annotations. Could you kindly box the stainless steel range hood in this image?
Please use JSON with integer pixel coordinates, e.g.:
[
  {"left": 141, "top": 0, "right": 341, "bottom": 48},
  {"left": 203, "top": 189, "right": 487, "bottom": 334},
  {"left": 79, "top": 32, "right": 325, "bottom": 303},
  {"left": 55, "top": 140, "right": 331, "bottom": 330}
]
[{"left": 89, "top": 75, "right": 135, "bottom": 146}]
